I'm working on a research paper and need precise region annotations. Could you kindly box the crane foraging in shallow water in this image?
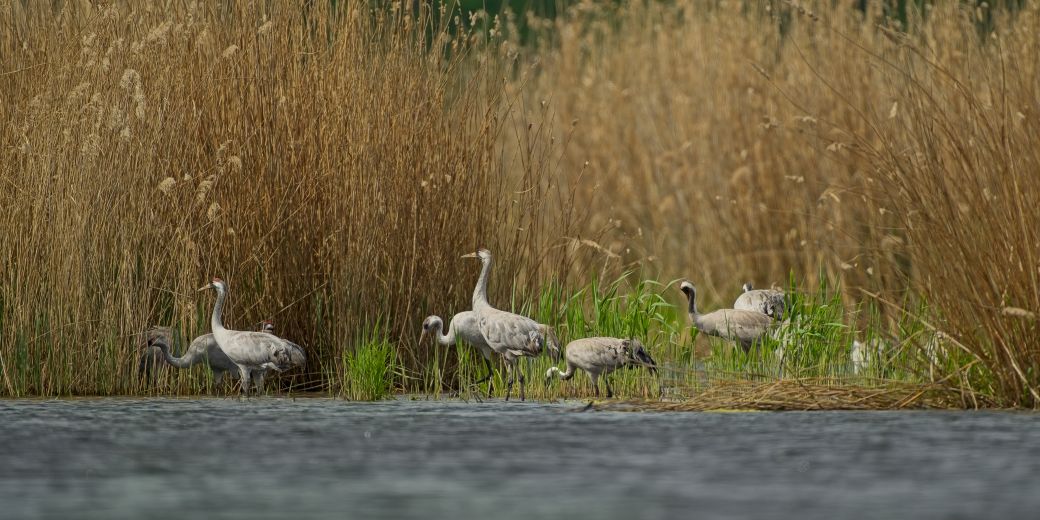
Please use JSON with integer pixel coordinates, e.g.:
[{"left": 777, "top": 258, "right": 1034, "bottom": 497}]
[
  {"left": 139, "top": 319, "right": 281, "bottom": 381},
  {"left": 680, "top": 281, "right": 772, "bottom": 352},
  {"left": 462, "top": 248, "right": 560, "bottom": 401},
  {"left": 545, "top": 337, "right": 657, "bottom": 398},
  {"left": 733, "top": 282, "right": 786, "bottom": 320},
  {"left": 421, "top": 313, "right": 497, "bottom": 397},
  {"left": 198, "top": 277, "right": 300, "bottom": 395},
  {"left": 145, "top": 320, "right": 306, "bottom": 393}
]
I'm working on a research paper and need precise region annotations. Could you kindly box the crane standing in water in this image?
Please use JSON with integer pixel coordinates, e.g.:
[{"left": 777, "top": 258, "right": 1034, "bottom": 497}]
[
  {"left": 680, "top": 281, "right": 772, "bottom": 352},
  {"left": 144, "top": 320, "right": 305, "bottom": 393},
  {"left": 545, "top": 337, "right": 657, "bottom": 398},
  {"left": 198, "top": 277, "right": 302, "bottom": 395},
  {"left": 462, "top": 249, "right": 560, "bottom": 401},
  {"left": 421, "top": 313, "right": 497, "bottom": 397}
]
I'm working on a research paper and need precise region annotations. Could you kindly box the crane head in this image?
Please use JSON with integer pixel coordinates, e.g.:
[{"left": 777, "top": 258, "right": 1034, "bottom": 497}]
[
  {"left": 198, "top": 277, "right": 225, "bottom": 292},
  {"left": 420, "top": 315, "right": 442, "bottom": 345},
  {"left": 742, "top": 282, "right": 753, "bottom": 293},
  {"left": 421, "top": 315, "right": 442, "bottom": 333},
  {"left": 259, "top": 320, "right": 275, "bottom": 334},
  {"left": 624, "top": 338, "right": 658, "bottom": 374},
  {"left": 679, "top": 280, "right": 695, "bottom": 297},
  {"left": 461, "top": 248, "right": 491, "bottom": 261}
]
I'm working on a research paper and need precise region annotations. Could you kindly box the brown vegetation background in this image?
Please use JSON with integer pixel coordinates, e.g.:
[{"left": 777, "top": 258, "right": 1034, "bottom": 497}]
[{"left": 1, "top": 1, "right": 1038, "bottom": 405}]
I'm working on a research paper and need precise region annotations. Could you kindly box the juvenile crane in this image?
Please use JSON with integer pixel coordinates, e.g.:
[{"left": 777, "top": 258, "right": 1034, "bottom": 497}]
[
  {"left": 545, "top": 337, "right": 657, "bottom": 398},
  {"left": 421, "top": 313, "right": 497, "bottom": 396},
  {"left": 462, "top": 248, "right": 560, "bottom": 401},
  {"left": 198, "top": 277, "right": 299, "bottom": 395},
  {"left": 734, "top": 282, "right": 786, "bottom": 320},
  {"left": 680, "top": 281, "right": 772, "bottom": 352}
]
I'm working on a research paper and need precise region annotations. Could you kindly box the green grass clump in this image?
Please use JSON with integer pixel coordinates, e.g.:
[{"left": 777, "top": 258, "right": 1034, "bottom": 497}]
[{"left": 342, "top": 323, "right": 399, "bottom": 401}]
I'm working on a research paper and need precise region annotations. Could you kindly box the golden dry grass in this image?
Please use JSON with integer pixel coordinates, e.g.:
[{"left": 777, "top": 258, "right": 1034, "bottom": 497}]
[
  {"left": 504, "top": 1, "right": 1040, "bottom": 406},
  {"left": 592, "top": 378, "right": 996, "bottom": 412},
  {"left": 0, "top": 2, "right": 577, "bottom": 395},
  {"left": 2, "top": 1, "right": 1039, "bottom": 406}
]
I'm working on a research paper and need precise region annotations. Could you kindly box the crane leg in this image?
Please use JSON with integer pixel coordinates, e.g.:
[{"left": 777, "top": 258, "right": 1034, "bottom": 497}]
[
  {"left": 474, "top": 357, "right": 495, "bottom": 398},
  {"left": 504, "top": 361, "right": 514, "bottom": 401},
  {"left": 518, "top": 364, "right": 526, "bottom": 402},
  {"left": 212, "top": 369, "right": 225, "bottom": 394},
  {"left": 238, "top": 366, "right": 251, "bottom": 396},
  {"left": 252, "top": 371, "right": 265, "bottom": 395},
  {"left": 591, "top": 373, "right": 600, "bottom": 398},
  {"left": 604, "top": 376, "right": 614, "bottom": 399},
  {"left": 472, "top": 357, "right": 493, "bottom": 385}
]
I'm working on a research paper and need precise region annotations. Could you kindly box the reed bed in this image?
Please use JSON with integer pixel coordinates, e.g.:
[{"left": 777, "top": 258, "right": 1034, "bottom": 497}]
[
  {"left": 2, "top": 1, "right": 1038, "bottom": 408},
  {"left": 0, "top": 1, "right": 576, "bottom": 396},
  {"left": 502, "top": 1, "right": 1040, "bottom": 407}
]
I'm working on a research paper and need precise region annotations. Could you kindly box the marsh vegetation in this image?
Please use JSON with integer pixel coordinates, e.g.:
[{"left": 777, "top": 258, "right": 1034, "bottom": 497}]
[{"left": 1, "top": 1, "right": 1038, "bottom": 408}]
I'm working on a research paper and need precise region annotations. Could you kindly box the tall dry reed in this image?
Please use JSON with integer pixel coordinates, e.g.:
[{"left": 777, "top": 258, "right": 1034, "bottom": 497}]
[
  {"left": 504, "top": 1, "right": 1040, "bottom": 405},
  {"left": 0, "top": 1, "right": 577, "bottom": 396}
]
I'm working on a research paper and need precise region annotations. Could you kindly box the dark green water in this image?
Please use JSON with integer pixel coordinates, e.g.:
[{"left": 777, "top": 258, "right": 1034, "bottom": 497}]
[{"left": 1, "top": 398, "right": 1037, "bottom": 519}]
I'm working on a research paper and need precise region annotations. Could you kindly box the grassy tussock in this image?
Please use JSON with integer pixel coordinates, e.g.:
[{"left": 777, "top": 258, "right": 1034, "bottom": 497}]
[
  {"left": 593, "top": 379, "right": 995, "bottom": 412},
  {"left": 340, "top": 322, "right": 398, "bottom": 401}
]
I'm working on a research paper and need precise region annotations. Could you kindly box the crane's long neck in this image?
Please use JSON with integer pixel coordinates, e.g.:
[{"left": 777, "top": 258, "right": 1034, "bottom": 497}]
[
  {"left": 546, "top": 363, "right": 575, "bottom": 381},
  {"left": 153, "top": 342, "right": 199, "bottom": 369},
  {"left": 435, "top": 321, "right": 457, "bottom": 347},
  {"left": 685, "top": 290, "right": 702, "bottom": 322},
  {"left": 211, "top": 286, "right": 227, "bottom": 333},
  {"left": 471, "top": 257, "right": 492, "bottom": 309}
]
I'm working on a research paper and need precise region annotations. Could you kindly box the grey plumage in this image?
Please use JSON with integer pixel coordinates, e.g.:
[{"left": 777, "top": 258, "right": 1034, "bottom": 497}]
[
  {"left": 545, "top": 337, "right": 656, "bottom": 398},
  {"left": 198, "top": 277, "right": 304, "bottom": 395},
  {"left": 141, "top": 320, "right": 305, "bottom": 392},
  {"left": 734, "top": 282, "right": 786, "bottom": 320},
  {"left": 680, "top": 281, "right": 772, "bottom": 352},
  {"left": 462, "top": 248, "right": 561, "bottom": 401},
  {"left": 422, "top": 313, "right": 497, "bottom": 396}
]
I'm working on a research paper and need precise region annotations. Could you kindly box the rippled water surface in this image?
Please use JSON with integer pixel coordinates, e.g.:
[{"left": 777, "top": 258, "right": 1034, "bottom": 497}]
[{"left": 1, "top": 398, "right": 1038, "bottom": 519}]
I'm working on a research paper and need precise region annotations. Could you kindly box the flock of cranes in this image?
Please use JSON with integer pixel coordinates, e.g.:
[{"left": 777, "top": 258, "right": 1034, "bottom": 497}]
[
  {"left": 139, "top": 247, "right": 796, "bottom": 399},
  {"left": 139, "top": 279, "right": 307, "bottom": 395}
]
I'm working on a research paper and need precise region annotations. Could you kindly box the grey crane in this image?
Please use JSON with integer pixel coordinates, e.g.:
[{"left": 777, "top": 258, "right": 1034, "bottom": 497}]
[
  {"left": 198, "top": 277, "right": 300, "bottom": 395},
  {"left": 734, "top": 282, "right": 786, "bottom": 320},
  {"left": 545, "top": 337, "right": 657, "bottom": 398},
  {"left": 139, "top": 319, "right": 279, "bottom": 381},
  {"left": 462, "top": 248, "right": 560, "bottom": 401},
  {"left": 679, "top": 280, "right": 772, "bottom": 352},
  {"left": 421, "top": 313, "right": 497, "bottom": 396},
  {"left": 146, "top": 320, "right": 306, "bottom": 393}
]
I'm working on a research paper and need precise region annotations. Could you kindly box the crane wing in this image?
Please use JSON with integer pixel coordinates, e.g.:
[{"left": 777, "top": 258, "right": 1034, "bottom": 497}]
[{"left": 477, "top": 310, "right": 541, "bottom": 356}]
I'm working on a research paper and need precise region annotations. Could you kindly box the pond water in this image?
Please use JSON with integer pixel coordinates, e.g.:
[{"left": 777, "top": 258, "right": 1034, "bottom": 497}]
[{"left": 1, "top": 398, "right": 1037, "bottom": 519}]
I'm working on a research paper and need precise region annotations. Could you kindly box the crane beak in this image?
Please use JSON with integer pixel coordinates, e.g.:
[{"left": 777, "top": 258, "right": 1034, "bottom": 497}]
[
  {"left": 197, "top": 283, "right": 213, "bottom": 292},
  {"left": 460, "top": 252, "right": 478, "bottom": 259}
]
